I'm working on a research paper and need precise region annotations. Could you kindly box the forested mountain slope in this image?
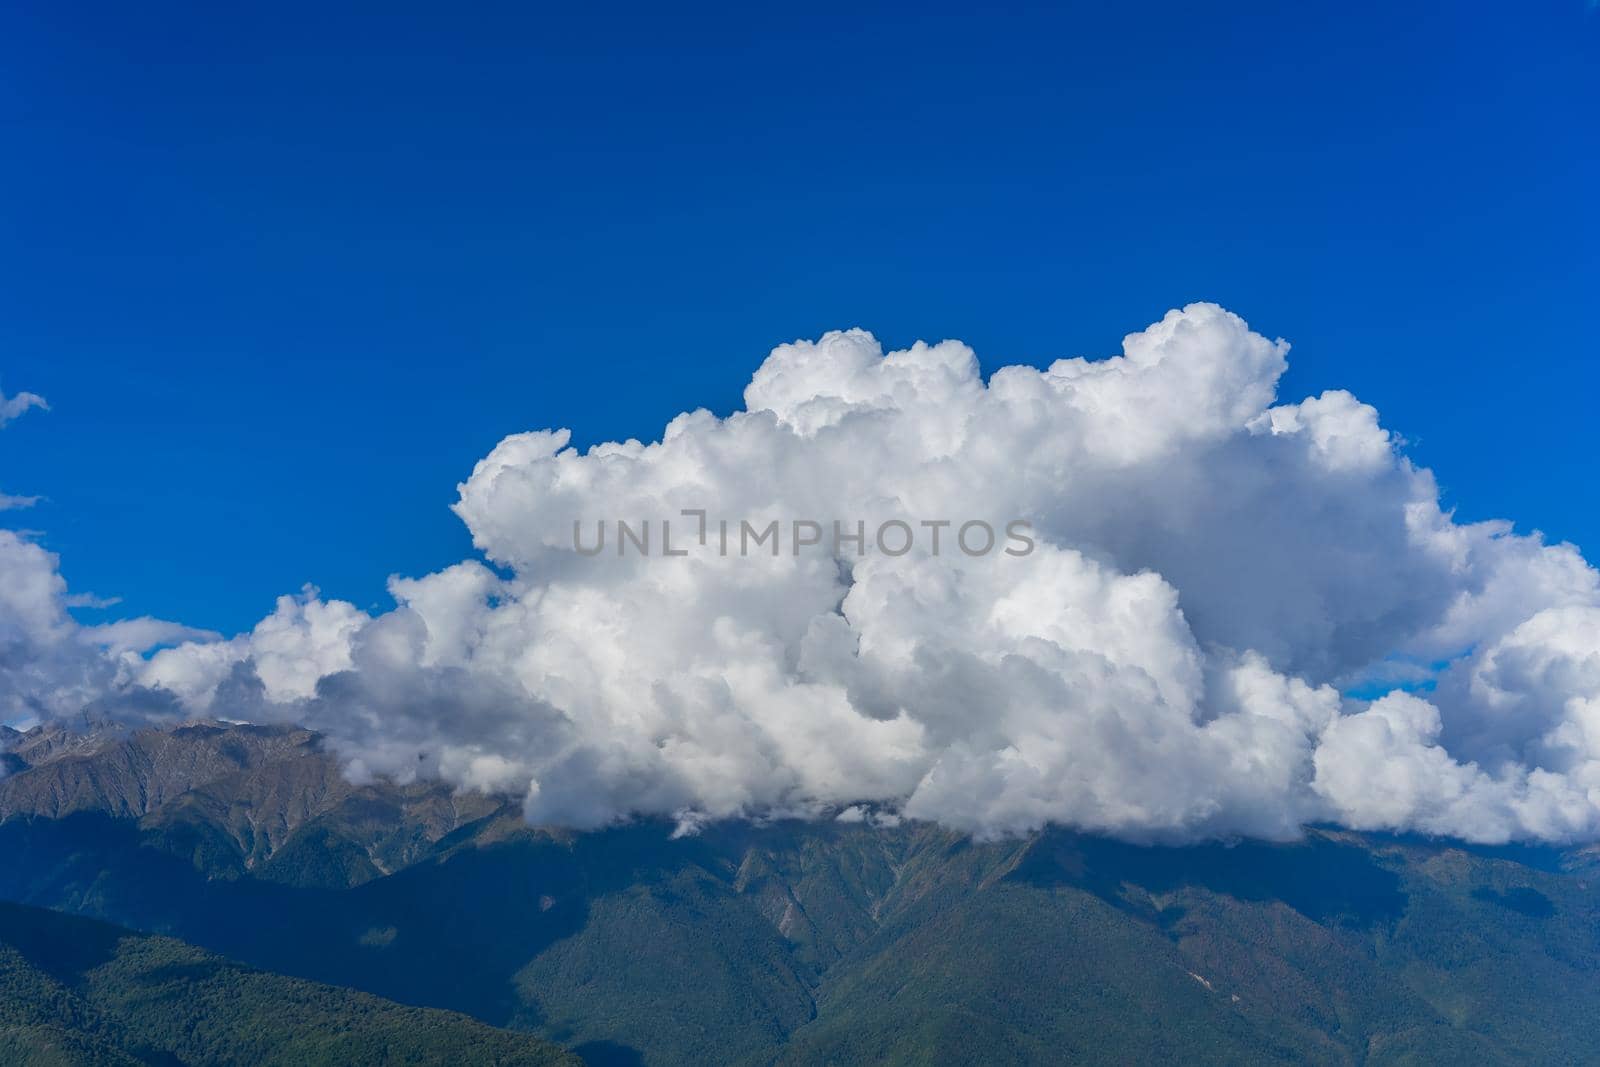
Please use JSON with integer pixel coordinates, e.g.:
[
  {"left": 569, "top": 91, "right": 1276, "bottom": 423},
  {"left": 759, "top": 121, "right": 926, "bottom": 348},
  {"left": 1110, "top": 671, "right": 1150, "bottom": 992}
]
[
  {"left": 5, "top": 720, "right": 1600, "bottom": 1066},
  {"left": 0, "top": 900, "right": 579, "bottom": 1066}
]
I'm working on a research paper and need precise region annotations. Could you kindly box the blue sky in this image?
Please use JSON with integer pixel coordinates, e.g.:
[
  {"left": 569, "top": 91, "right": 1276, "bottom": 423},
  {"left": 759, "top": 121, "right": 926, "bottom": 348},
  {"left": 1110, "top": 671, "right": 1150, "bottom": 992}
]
[{"left": 1, "top": 1, "right": 1595, "bottom": 637}]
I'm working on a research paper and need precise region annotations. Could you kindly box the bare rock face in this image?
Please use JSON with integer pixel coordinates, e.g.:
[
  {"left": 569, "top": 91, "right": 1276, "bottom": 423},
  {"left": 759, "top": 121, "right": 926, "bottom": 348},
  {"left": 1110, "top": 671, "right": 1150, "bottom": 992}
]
[
  {"left": 0, "top": 720, "right": 317, "bottom": 821},
  {"left": 0, "top": 719, "right": 506, "bottom": 887}
]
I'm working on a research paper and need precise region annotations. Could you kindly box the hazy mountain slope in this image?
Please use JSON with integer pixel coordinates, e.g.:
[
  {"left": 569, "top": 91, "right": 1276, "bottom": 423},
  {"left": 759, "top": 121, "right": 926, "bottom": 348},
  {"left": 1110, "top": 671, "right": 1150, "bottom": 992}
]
[
  {"left": 0, "top": 720, "right": 498, "bottom": 888},
  {"left": 773, "top": 831, "right": 1301, "bottom": 1066},
  {"left": 0, "top": 721, "right": 314, "bottom": 821},
  {"left": 773, "top": 831, "right": 1591, "bottom": 1066},
  {"left": 6, "top": 721, "right": 1600, "bottom": 1066},
  {"left": 0, "top": 900, "right": 580, "bottom": 1066}
]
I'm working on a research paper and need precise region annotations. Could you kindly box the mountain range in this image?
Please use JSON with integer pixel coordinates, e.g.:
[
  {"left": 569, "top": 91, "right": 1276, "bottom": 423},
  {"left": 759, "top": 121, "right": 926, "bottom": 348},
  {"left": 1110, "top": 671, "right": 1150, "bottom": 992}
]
[{"left": 4, "top": 719, "right": 1599, "bottom": 1065}]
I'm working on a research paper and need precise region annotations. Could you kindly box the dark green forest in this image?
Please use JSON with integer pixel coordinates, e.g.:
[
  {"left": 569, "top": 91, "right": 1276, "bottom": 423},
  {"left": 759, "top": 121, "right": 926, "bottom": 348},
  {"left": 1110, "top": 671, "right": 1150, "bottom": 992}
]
[{"left": 0, "top": 902, "right": 578, "bottom": 1066}]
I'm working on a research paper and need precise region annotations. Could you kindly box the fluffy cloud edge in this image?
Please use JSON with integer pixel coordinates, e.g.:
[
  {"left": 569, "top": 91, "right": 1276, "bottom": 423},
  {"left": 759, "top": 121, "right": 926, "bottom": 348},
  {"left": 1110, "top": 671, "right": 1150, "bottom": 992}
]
[{"left": 5, "top": 304, "right": 1600, "bottom": 845}]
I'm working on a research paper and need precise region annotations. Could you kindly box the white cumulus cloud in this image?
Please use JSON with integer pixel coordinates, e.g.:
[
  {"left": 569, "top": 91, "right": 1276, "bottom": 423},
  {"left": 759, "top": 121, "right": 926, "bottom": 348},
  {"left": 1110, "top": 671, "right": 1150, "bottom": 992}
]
[
  {"left": 0, "top": 531, "right": 214, "bottom": 726},
  {"left": 7, "top": 304, "right": 1600, "bottom": 844}
]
